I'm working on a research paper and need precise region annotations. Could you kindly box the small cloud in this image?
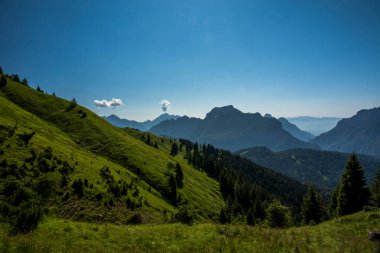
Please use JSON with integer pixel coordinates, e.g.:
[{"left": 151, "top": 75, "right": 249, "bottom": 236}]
[
  {"left": 94, "top": 98, "right": 123, "bottom": 108},
  {"left": 160, "top": 100, "right": 171, "bottom": 112}
]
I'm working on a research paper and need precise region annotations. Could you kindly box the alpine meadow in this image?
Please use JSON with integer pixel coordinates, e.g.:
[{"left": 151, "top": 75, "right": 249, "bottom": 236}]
[{"left": 1, "top": 1, "right": 380, "bottom": 252}]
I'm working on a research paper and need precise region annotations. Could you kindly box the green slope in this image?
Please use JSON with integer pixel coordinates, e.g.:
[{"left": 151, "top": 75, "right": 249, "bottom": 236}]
[
  {"left": 0, "top": 209, "right": 378, "bottom": 252},
  {"left": 0, "top": 76, "right": 224, "bottom": 221}
]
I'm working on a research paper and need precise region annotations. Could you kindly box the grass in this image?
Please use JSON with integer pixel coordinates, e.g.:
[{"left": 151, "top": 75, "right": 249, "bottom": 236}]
[
  {"left": 0, "top": 210, "right": 379, "bottom": 253},
  {"left": 0, "top": 76, "right": 224, "bottom": 221}
]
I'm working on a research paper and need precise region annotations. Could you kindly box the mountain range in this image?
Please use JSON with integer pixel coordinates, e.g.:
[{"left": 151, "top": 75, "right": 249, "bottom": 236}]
[
  {"left": 103, "top": 113, "right": 179, "bottom": 131},
  {"left": 311, "top": 107, "right": 380, "bottom": 158},
  {"left": 150, "top": 105, "right": 319, "bottom": 152},
  {"left": 236, "top": 147, "right": 379, "bottom": 189},
  {"left": 286, "top": 116, "right": 341, "bottom": 136}
]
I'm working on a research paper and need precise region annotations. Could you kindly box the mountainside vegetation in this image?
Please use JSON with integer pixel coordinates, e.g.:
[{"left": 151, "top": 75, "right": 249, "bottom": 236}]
[{"left": 236, "top": 147, "right": 379, "bottom": 189}]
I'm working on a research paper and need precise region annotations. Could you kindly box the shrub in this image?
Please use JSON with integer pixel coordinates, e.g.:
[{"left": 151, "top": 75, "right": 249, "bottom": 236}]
[
  {"left": 175, "top": 205, "right": 195, "bottom": 225},
  {"left": 265, "top": 200, "right": 293, "bottom": 228}
]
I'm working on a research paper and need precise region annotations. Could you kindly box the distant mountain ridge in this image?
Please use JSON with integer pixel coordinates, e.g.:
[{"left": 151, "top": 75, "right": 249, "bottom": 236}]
[
  {"left": 103, "top": 113, "right": 180, "bottom": 131},
  {"left": 286, "top": 116, "right": 341, "bottom": 136},
  {"left": 150, "top": 105, "right": 319, "bottom": 152},
  {"left": 311, "top": 107, "right": 380, "bottom": 158},
  {"left": 278, "top": 117, "right": 315, "bottom": 141},
  {"left": 236, "top": 147, "right": 380, "bottom": 189}
]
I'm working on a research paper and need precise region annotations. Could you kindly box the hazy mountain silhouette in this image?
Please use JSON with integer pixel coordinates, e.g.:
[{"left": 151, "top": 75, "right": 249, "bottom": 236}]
[
  {"left": 311, "top": 107, "right": 380, "bottom": 158},
  {"left": 103, "top": 113, "right": 180, "bottom": 131},
  {"left": 278, "top": 117, "right": 315, "bottom": 141},
  {"left": 150, "top": 105, "right": 319, "bottom": 151},
  {"left": 286, "top": 116, "right": 341, "bottom": 135}
]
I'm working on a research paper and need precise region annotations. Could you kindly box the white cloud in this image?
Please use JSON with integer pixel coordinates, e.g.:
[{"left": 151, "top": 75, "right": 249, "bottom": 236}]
[
  {"left": 160, "top": 100, "right": 171, "bottom": 112},
  {"left": 94, "top": 98, "right": 123, "bottom": 108}
]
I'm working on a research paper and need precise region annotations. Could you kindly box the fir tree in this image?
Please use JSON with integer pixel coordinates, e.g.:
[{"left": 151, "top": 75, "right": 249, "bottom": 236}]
[
  {"left": 371, "top": 166, "right": 380, "bottom": 207},
  {"left": 219, "top": 207, "right": 230, "bottom": 224},
  {"left": 336, "top": 154, "right": 370, "bottom": 215},
  {"left": 175, "top": 162, "right": 184, "bottom": 183},
  {"left": 168, "top": 174, "right": 177, "bottom": 204},
  {"left": 0, "top": 75, "right": 7, "bottom": 88},
  {"left": 170, "top": 143, "right": 179, "bottom": 156},
  {"left": 0, "top": 66, "right": 3, "bottom": 74},
  {"left": 301, "top": 186, "right": 323, "bottom": 225},
  {"left": 247, "top": 207, "right": 255, "bottom": 225}
]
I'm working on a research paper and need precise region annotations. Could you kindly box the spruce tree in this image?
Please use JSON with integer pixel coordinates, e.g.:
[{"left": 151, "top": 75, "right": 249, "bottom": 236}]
[
  {"left": 219, "top": 207, "right": 230, "bottom": 224},
  {"left": 175, "top": 162, "right": 184, "bottom": 182},
  {"left": 0, "top": 75, "right": 7, "bottom": 88},
  {"left": 168, "top": 174, "right": 177, "bottom": 204},
  {"left": 247, "top": 207, "right": 255, "bottom": 225},
  {"left": 371, "top": 166, "right": 380, "bottom": 207},
  {"left": 0, "top": 66, "right": 3, "bottom": 74},
  {"left": 336, "top": 154, "right": 370, "bottom": 215},
  {"left": 301, "top": 186, "right": 323, "bottom": 225}
]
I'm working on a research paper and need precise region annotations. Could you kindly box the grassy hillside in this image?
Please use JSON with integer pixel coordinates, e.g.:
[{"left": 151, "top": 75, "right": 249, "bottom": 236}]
[
  {"left": 0, "top": 75, "right": 224, "bottom": 221},
  {"left": 0, "top": 210, "right": 378, "bottom": 252}
]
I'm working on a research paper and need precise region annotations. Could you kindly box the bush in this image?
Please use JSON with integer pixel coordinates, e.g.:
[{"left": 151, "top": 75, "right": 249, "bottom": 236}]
[
  {"left": 265, "top": 200, "right": 293, "bottom": 228},
  {"left": 175, "top": 205, "right": 195, "bottom": 225}
]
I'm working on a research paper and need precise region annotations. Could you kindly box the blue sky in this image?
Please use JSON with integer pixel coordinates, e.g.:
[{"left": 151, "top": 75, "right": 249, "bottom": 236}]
[{"left": 1, "top": 0, "right": 379, "bottom": 121}]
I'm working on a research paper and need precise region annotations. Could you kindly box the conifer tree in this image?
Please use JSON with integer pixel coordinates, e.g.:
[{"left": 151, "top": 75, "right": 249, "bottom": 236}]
[
  {"left": 220, "top": 207, "right": 230, "bottom": 224},
  {"left": 170, "top": 143, "right": 179, "bottom": 156},
  {"left": 301, "top": 186, "right": 323, "bottom": 225},
  {"left": 247, "top": 207, "right": 255, "bottom": 225},
  {"left": 168, "top": 174, "right": 177, "bottom": 204},
  {"left": 175, "top": 162, "right": 184, "bottom": 182},
  {"left": 336, "top": 154, "right": 370, "bottom": 215},
  {"left": 0, "top": 75, "right": 7, "bottom": 88},
  {"left": 371, "top": 166, "right": 380, "bottom": 207},
  {"left": 0, "top": 66, "right": 3, "bottom": 74}
]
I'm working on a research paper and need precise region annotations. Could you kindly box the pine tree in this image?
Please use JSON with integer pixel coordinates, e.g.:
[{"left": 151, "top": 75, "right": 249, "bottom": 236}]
[
  {"left": 21, "top": 78, "right": 28, "bottom": 86},
  {"left": 371, "top": 166, "right": 380, "bottom": 207},
  {"left": 170, "top": 143, "right": 179, "bottom": 156},
  {"left": 36, "top": 85, "right": 42, "bottom": 92},
  {"left": 175, "top": 162, "right": 184, "bottom": 183},
  {"left": 220, "top": 207, "right": 230, "bottom": 224},
  {"left": 336, "top": 154, "right": 370, "bottom": 215},
  {"left": 168, "top": 174, "right": 177, "bottom": 204},
  {"left": 301, "top": 186, "right": 323, "bottom": 225},
  {"left": 0, "top": 66, "right": 3, "bottom": 74},
  {"left": 0, "top": 75, "right": 7, "bottom": 88},
  {"left": 247, "top": 207, "right": 255, "bottom": 225},
  {"left": 253, "top": 197, "right": 265, "bottom": 222}
]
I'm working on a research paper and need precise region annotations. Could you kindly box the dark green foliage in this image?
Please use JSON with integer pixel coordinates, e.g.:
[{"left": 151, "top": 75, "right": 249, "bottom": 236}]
[
  {"left": 36, "top": 86, "right": 43, "bottom": 92},
  {"left": 371, "top": 166, "right": 380, "bottom": 207},
  {"left": 219, "top": 207, "right": 230, "bottom": 224},
  {"left": 168, "top": 174, "right": 177, "bottom": 204},
  {"left": 0, "top": 177, "right": 43, "bottom": 234},
  {"left": 335, "top": 154, "right": 370, "bottom": 216},
  {"left": 301, "top": 186, "right": 323, "bottom": 225},
  {"left": 21, "top": 78, "right": 28, "bottom": 86},
  {"left": 175, "top": 205, "right": 195, "bottom": 224},
  {"left": 0, "top": 75, "right": 7, "bottom": 88},
  {"left": 66, "top": 97, "right": 77, "bottom": 111},
  {"left": 71, "top": 178, "right": 84, "bottom": 197},
  {"left": 237, "top": 147, "right": 379, "bottom": 189},
  {"left": 170, "top": 143, "right": 179, "bottom": 156},
  {"left": 265, "top": 200, "right": 292, "bottom": 228},
  {"left": 246, "top": 207, "right": 255, "bottom": 225},
  {"left": 175, "top": 162, "right": 184, "bottom": 187},
  {"left": 253, "top": 198, "right": 265, "bottom": 222},
  {"left": 0, "top": 66, "right": 2, "bottom": 74},
  {"left": 180, "top": 139, "right": 306, "bottom": 220},
  {"left": 11, "top": 74, "right": 20, "bottom": 83},
  {"left": 18, "top": 131, "right": 35, "bottom": 145}
]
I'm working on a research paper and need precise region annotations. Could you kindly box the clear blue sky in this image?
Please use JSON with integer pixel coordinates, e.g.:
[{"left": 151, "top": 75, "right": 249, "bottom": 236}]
[{"left": 1, "top": 0, "right": 379, "bottom": 121}]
